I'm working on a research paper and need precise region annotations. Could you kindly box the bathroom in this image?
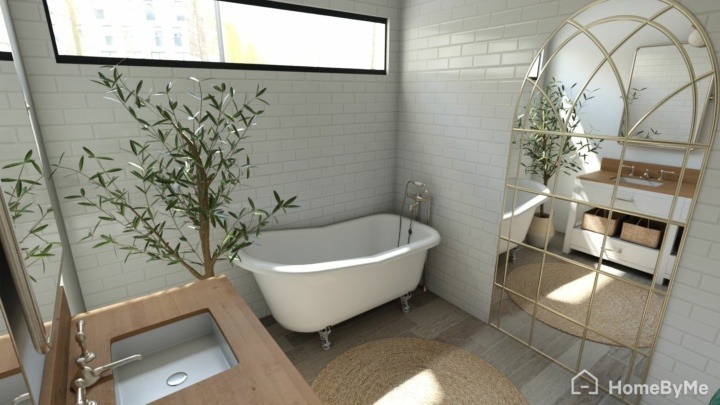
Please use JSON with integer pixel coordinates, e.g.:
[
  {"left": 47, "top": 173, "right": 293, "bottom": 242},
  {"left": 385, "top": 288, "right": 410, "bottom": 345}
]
[{"left": 1, "top": 0, "right": 719, "bottom": 404}]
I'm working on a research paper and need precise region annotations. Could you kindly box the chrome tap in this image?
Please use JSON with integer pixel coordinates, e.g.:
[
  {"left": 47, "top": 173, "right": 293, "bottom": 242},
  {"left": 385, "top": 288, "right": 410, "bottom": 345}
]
[
  {"left": 76, "top": 354, "right": 143, "bottom": 388},
  {"left": 642, "top": 168, "right": 651, "bottom": 179},
  {"left": 405, "top": 181, "right": 431, "bottom": 203},
  {"left": 658, "top": 169, "right": 676, "bottom": 180},
  {"left": 75, "top": 320, "right": 95, "bottom": 364},
  {"left": 72, "top": 320, "right": 143, "bottom": 390},
  {"left": 622, "top": 165, "right": 635, "bottom": 177}
]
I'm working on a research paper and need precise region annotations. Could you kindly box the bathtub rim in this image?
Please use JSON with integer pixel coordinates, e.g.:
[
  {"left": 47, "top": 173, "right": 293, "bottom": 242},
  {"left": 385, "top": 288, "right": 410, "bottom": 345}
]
[
  {"left": 502, "top": 178, "right": 550, "bottom": 220},
  {"left": 234, "top": 213, "right": 440, "bottom": 275}
]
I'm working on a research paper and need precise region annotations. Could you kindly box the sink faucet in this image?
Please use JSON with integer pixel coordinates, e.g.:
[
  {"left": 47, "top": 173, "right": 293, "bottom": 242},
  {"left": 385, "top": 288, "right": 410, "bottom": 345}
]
[
  {"left": 642, "top": 168, "right": 651, "bottom": 179},
  {"left": 658, "top": 169, "right": 676, "bottom": 180},
  {"left": 72, "top": 320, "right": 143, "bottom": 390},
  {"left": 622, "top": 165, "right": 635, "bottom": 177},
  {"left": 76, "top": 354, "right": 143, "bottom": 388}
]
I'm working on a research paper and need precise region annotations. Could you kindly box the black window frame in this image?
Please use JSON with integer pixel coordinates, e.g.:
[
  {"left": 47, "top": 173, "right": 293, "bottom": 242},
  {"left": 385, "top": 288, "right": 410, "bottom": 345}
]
[{"left": 41, "top": 0, "right": 388, "bottom": 75}]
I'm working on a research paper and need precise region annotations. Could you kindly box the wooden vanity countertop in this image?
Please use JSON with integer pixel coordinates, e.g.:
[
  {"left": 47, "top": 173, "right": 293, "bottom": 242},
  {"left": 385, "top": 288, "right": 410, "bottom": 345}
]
[
  {"left": 577, "top": 158, "right": 699, "bottom": 198},
  {"left": 0, "top": 333, "right": 20, "bottom": 379},
  {"left": 63, "top": 276, "right": 320, "bottom": 404}
]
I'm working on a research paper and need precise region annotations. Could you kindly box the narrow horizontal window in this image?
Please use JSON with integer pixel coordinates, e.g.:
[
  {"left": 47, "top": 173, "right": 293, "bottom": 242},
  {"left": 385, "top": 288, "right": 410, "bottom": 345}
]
[
  {"left": 217, "top": 1, "right": 386, "bottom": 71},
  {"left": 0, "top": 8, "right": 11, "bottom": 60},
  {"left": 41, "top": 0, "right": 387, "bottom": 74}
]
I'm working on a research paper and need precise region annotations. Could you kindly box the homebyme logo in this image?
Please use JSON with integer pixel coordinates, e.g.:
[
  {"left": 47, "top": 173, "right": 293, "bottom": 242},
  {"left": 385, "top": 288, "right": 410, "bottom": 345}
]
[
  {"left": 571, "top": 370, "right": 710, "bottom": 398},
  {"left": 571, "top": 369, "right": 599, "bottom": 395}
]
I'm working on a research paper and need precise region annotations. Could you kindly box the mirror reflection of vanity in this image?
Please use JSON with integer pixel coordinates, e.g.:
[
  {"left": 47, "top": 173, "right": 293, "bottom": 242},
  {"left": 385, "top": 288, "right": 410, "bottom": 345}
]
[
  {"left": 562, "top": 158, "right": 698, "bottom": 282},
  {"left": 0, "top": 307, "right": 28, "bottom": 405},
  {"left": 491, "top": 0, "right": 717, "bottom": 402}
]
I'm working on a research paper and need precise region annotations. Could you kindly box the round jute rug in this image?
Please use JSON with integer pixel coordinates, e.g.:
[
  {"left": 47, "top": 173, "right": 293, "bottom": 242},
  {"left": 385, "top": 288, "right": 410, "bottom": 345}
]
[
  {"left": 504, "top": 262, "right": 663, "bottom": 348},
  {"left": 311, "top": 337, "right": 527, "bottom": 405}
]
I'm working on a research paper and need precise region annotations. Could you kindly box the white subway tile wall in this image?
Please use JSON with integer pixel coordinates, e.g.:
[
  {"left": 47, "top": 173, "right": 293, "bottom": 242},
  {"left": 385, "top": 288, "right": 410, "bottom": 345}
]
[
  {"left": 2, "top": 0, "right": 720, "bottom": 403},
  {"left": 7, "top": 0, "right": 400, "bottom": 316}
]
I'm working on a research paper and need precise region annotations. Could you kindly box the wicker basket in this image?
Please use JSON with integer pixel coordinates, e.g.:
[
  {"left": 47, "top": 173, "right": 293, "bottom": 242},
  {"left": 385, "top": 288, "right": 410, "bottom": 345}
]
[
  {"left": 620, "top": 217, "right": 665, "bottom": 248},
  {"left": 581, "top": 208, "right": 626, "bottom": 236}
]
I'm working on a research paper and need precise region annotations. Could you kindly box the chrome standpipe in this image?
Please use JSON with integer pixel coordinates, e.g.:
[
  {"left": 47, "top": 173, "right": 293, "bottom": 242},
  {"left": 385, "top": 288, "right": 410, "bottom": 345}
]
[{"left": 398, "top": 180, "right": 433, "bottom": 291}]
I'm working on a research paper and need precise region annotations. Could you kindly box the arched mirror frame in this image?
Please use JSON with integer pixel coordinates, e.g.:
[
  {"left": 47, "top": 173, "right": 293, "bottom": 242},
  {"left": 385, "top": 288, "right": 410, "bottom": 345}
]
[{"left": 490, "top": 0, "right": 718, "bottom": 402}]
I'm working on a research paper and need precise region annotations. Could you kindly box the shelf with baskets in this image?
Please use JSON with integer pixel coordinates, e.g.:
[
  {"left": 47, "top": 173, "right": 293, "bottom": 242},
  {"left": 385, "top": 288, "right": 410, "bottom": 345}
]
[{"left": 562, "top": 176, "right": 689, "bottom": 280}]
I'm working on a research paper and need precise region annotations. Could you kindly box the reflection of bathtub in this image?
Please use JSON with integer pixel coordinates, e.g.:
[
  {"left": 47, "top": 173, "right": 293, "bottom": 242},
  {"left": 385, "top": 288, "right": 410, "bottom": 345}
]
[
  {"left": 498, "top": 178, "right": 550, "bottom": 254},
  {"left": 234, "top": 214, "right": 440, "bottom": 338}
]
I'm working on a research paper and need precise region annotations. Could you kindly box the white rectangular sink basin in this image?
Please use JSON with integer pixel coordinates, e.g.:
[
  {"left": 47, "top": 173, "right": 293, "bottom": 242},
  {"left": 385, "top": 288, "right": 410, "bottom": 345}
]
[
  {"left": 111, "top": 312, "right": 238, "bottom": 405},
  {"left": 620, "top": 176, "right": 664, "bottom": 187}
]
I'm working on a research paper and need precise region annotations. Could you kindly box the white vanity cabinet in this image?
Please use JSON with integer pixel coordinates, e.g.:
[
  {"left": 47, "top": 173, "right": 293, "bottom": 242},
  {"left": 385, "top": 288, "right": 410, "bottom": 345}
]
[
  {"left": 563, "top": 176, "right": 690, "bottom": 280},
  {"left": 573, "top": 179, "right": 691, "bottom": 222}
]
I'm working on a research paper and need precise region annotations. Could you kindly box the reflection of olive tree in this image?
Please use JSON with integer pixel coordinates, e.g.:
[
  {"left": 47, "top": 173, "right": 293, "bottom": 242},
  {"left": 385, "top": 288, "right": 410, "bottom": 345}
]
[
  {"left": 621, "top": 87, "right": 661, "bottom": 140},
  {"left": 1, "top": 151, "right": 60, "bottom": 280},
  {"left": 518, "top": 79, "right": 602, "bottom": 217}
]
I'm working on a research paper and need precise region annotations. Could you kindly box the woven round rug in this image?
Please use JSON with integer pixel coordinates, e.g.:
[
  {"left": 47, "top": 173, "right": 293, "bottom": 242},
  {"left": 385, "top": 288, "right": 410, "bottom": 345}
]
[
  {"left": 311, "top": 337, "right": 527, "bottom": 405},
  {"left": 504, "top": 262, "right": 663, "bottom": 347}
]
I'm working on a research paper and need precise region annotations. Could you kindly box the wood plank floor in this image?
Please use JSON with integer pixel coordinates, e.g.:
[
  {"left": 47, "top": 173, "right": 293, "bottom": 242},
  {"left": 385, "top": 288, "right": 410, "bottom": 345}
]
[{"left": 264, "top": 289, "right": 627, "bottom": 404}]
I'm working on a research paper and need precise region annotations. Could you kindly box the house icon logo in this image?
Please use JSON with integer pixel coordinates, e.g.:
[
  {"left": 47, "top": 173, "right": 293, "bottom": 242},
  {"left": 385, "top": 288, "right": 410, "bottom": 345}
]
[{"left": 572, "top": 369, "right": 599, "bottom": 395}]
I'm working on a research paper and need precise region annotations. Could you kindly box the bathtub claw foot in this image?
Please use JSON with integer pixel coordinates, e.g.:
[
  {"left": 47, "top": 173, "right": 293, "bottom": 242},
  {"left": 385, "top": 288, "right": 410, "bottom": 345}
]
[
  {"left": 400, "top": 292, "right": 412, "bottom": 313},
  {"left": 509, "top": 247, "right": 518, "bottom": 263},
  {"left": 318, "top": 326, "right": 332, "bottom": 350}
]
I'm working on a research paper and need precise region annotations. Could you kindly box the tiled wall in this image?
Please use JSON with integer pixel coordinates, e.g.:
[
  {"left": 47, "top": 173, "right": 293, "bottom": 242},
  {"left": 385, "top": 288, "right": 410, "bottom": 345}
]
[
  {"left": 398, "top": 0, "right": 720, "bottom": 403},
  {"left": 8, "top": 0, "right": 401, "bottom": 315},
  {"left": 397, "top": 0, "right": 577, "bottom": 320}
]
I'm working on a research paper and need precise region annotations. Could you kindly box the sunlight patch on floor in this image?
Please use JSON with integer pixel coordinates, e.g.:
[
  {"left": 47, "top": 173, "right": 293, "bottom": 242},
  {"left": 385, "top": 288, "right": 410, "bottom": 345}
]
[{"left": 375, "top": 369, "right": 444, "bottom": 405}]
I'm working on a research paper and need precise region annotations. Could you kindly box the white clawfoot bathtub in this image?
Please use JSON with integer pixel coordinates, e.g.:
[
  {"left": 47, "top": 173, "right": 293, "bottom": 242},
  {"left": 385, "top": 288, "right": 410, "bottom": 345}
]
[
  {"left": 234, "top": 214, "right": 440, "bottom": 349},
  {"left": 498, "top": 178, "right": 549, "bottom": 258}
]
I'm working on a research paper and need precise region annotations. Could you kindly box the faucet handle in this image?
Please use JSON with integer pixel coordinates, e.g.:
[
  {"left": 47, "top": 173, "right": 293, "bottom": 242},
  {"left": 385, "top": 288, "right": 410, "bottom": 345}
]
[
  {"left": 93, "top": 354, "right": 143, "bottom": 377},
  {"left": 76, "top": 354, "right": 95, "bottom": 368},
  {"left": 12, "top": 393, "right": 30, "bottom": 405},
  {"left": 659, "top": 170, "right": 676, "bottom": 180}
]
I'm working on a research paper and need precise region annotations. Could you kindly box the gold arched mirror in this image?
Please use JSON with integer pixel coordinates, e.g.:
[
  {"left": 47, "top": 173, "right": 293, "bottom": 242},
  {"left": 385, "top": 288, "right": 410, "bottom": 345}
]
[{"left": 491, "top": 0, "right": 717, "bottom": 402}]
